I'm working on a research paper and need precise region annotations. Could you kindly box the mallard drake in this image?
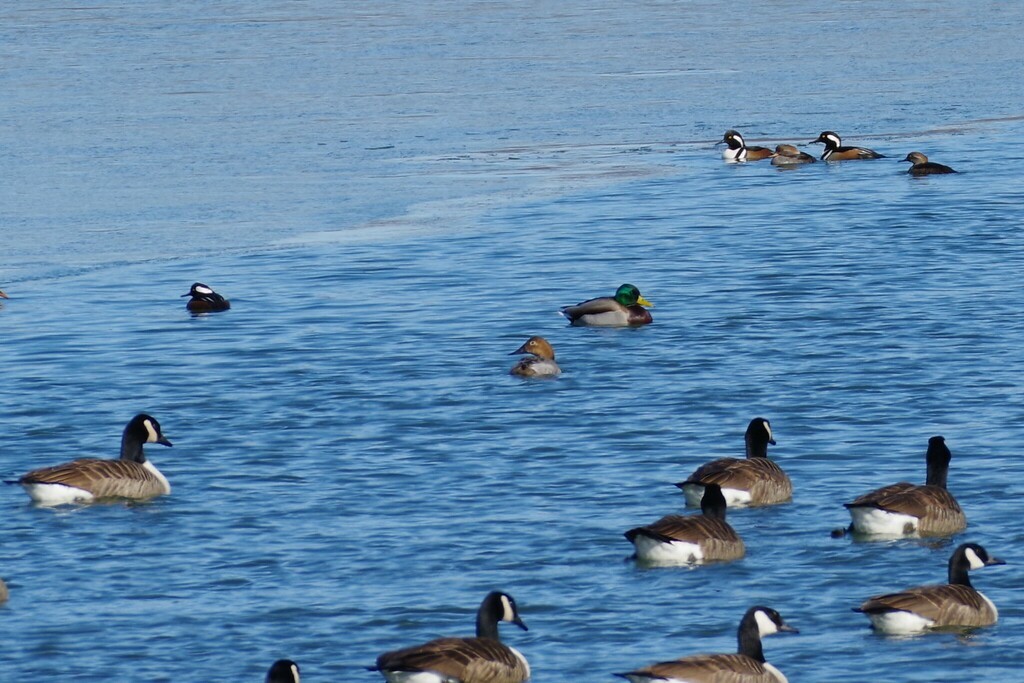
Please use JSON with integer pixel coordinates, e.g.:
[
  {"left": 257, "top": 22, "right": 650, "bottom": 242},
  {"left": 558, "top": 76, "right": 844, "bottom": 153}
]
[
  {"left": 182, "top": 282, "right": 231, "bottom": 312},
  {"left": 902, "top": 151, "right": 957, "bottom": 175},
  {"left": 616, "top": 606, "right": 798, "bottom": 683},
  {"left": 373, "top": 591, "right": 530, "bottom": 683},
  {"left": 677, "top": 418, "right": 791, "bottom": 507},
  {"left": 509, "top": 336, "right": 560, "bottom": 377},
  {"left": 560, "top": 284, "right": 653, "bottom": 327},
  {"left": 844, "top": 435, "right": 965, "bottom": 537},
  {"left": 12, "top": 414, "right": 173, "bottom": 505},
  {"left": 855, "top": 543, "right": 1004, "bottom": 634},
  {"left": 625, "top": 483, "right": 745, "bottom": 564}
]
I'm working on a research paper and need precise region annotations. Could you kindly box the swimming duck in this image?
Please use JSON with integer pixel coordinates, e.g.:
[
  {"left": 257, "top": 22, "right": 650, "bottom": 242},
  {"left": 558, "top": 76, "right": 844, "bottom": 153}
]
[
  {"left": 770, "top": 144, "right": 817, "bottom": 166},
  {"left": 718, "top": 129, "right": 774, "bottom": 162},
  {"left": 372, "top": 591, "right": 530, "bottom": 683},
  {"left": 855, "top": 543, "right": 1004, "bottom": 634},
  {"left": 616, "top": 606, "right": 798, "bottom": 683},
  {"left": 509, "top": 336, "right": 561, "bottom": 377},
  {"left": 844, "top": 435, "right": 965, "bottom": 537},
  {"left": 266, "top": 660, "right": 301, "bottom": 683},
  {"left": 902, "top": 151, "right": 957, "bottom": 175},
  {"left": 810, "top": 131, "right": 884, "bottom": 161},
  {"left": 12, "top": 414, "right": 173, "bottom": 506},
  {"left": 677, "top": 418, "right": 791, "bottom": 507},
  {"left": 560, "top": 284, "right": 653, "bottom": 327},
  {"left": 182, "top": 282, "right": 231, "bottom": 312},
  {"left": 625, "top": 483, "right": 745, "bottom": 564}
]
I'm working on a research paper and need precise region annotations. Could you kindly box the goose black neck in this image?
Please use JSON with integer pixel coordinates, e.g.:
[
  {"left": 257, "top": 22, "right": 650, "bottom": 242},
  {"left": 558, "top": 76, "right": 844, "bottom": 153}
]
[
  {"left": 476, "top": 598, "right": 502, "bottom": 641},
  {"left": 925, "top": 440, "right": 951, "bottom": 488},
  {"left": 948, "top": 551, "right": 972, "bottom": 588},
  {"left": 120, "top": 426, "right": 147, "bottom": 463},
  {"left": 701, "top": 485, "right": 728, "bottom": 521},
  {"left": 737, "top": 612, "right": 765, "bottom": 663},
  {"left": 745, "top": 432, "right": 769, "bottom": 459}
]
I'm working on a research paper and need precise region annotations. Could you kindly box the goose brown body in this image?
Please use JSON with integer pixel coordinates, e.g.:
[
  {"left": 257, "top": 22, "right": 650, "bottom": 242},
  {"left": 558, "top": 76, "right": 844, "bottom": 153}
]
[
  {"left": 625, "top": 484, "right": 744, "bottom": 563},
  {"left": 616, "top": 606, "right": 797, "bottom": 683},
  {"left": 374, "top": 591, "right": 530, "bottom": 683},
  {"left": 856, "top": 543, "right": 1004, "bottom": 633},
  {"left": 678, "top": 418, "right": 791, "bottom": 507},
  {"left": 845, "top": 436, "right": 965, "bottom": 536},
  {"left": 15, "top": 414, "right": 173, "bottom": 505}
]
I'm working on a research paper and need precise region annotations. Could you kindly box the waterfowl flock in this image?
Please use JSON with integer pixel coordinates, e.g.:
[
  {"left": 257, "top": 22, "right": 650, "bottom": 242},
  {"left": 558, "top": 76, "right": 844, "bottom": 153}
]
[
  {"left": 720, "top": 128, "right": 958, "bottom": 173},
  {"left": 1, "top": 128, "right": 997, "bottom": 682}
]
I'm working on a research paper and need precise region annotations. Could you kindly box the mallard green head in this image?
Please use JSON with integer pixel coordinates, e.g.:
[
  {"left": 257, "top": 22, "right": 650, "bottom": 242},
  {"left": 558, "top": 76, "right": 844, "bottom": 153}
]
[{"left": 614, "top": 284, "right": 653, "bottom": 308}]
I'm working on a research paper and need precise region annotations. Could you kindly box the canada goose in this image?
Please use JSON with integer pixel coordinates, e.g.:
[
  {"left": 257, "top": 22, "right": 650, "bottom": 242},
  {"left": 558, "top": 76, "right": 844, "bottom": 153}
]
[
  {"left": 616, "top": 606, "right": 798, "bottom": 683},
  {"left": 625, "top": 483, "right": 745, "bottom": 564},
  {"left": 677, "top": 418, "right": 791, "bottom": 507},
  {"left": 182, "top": 282, "right": 231, "bottom": 312},
  {"left": 560, "top": 284, "right": 653, "bottom": 327},
  {"left": 509, "top": 336, "right": 561, "bottom": 377},
  {"left": 266, "top": 659, "right": 300, "bottom": 683},
  {"left": 12, "top": 414, "right": 173, "bottom": 505},
  {"left": 844, "top": 436, "right": 965, "bottom": 537},
  {"left": 372, "top": 591, "right": 530, "bottom": 683},
  {"left": 855, "top": 543, "right": 1005, "bottom": 634}
]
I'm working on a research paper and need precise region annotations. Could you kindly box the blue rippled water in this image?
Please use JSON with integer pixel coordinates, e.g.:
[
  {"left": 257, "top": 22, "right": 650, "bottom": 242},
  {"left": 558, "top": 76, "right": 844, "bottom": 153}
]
[{"left": 2, "top": 1, "right": 1024, "bottom": 681}]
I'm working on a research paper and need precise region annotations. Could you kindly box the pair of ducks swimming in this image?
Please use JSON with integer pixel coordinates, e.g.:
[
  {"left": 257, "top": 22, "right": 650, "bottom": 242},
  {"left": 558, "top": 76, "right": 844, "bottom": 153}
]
[
  {"left": 509, "top": 283, "right": 654, "bottom": 377},
  {"left": 719, "top": 129, "right": 958, "bottom": 175}
]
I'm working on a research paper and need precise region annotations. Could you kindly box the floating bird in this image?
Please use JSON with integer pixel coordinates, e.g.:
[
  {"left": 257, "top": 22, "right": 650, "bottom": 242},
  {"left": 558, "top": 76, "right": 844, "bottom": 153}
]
[
  {"left": 902, "top": 151, "right": 957, "bottom": 175},
  {"left": 616, "top": 606, "right": 798, "bottom": 683},
  {"left": 855, "top": 542, "right": 1005, "bottom": 634},
  {"left": 182, "top": 282, "right": 231, "bottom": 312},
  {"left": 717, "top": 129, "right": 774, "bottom": 162},
  {"left": 625, "top": 483, "right": 745, "bottom": 564},
  {"left": 0, "top": 578, "right": 8, "bottom": 604},
  {"left": 0, "top": 290, "right": 8, "bottom": 299},
  {"left": 810, "top": 131, "right": 884, "bottom": 160},
  {"left": 509, "top": 336, "right": 561, "bottom": 378},
  {"left": 12, "top": 414, "right": 173, "bottom": 506},
  {"left": 560, "top": 284, "right": 653, "bottom": 327},
  {"left": 266, "top": 659, "right": 300, "bottom": 683},
  {"left": 677, "top": 418, "right": 791, "bottom": 507},
  {"left": 844, "top": 435, "right": 965, "bottom": 537},
  {"left": 372, "top": 591, "right": 530, "bottom": 683},
  {"left": 770, "top": 144, "right": 817, "bottom": 166}
]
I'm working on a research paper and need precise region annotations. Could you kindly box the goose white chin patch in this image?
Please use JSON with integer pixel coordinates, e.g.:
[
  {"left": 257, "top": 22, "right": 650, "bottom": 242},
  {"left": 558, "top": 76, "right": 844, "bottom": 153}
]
[
  {"left": 143, "top": 419, "right": 160, "bottom": 443},
  {"left": 965, "top": 547, "right": 985, "bottom": 570},
  {"left": 500, "top": 594, "right": 516, "bottom": 623},
  {"left": 763, "top": 421, "right": 772, "bottom": 441},
  {"left": 754, "top": 609, "right": 779, "bottom": 636}
]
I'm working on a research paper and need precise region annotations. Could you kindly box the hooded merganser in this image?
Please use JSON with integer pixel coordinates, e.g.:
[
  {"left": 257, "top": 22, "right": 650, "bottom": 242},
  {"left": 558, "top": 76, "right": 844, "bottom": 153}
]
[
  {"left": 770, "top": 144, "right": 816, "bottom": 166},
  {"left": 717, "top": 129, "right": 773, "bottom": 162},
  {"left": 902, "top": 151, "right": 957, "bottom": 176},
  {"left": 810, "top": 131, "right": 884, "bottom": 161},
  {"left": 182, "top": 282, "right": 231, "bottom": 312}
]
